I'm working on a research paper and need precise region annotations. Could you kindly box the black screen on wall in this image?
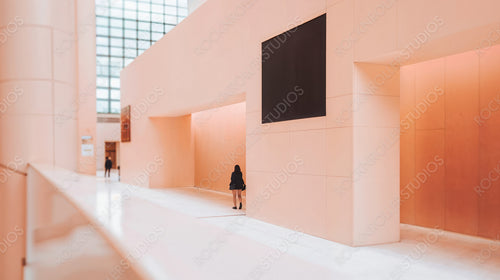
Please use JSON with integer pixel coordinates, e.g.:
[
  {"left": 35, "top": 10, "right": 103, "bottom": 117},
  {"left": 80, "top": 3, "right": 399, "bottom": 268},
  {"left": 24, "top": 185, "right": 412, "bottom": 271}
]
[{"left": 262, "top": 14, "right": 326, "bottom": 124}]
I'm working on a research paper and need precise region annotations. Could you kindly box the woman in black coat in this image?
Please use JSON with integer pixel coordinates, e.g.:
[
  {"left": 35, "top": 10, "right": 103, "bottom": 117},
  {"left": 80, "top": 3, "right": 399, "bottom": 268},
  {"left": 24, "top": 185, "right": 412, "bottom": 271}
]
[
  {"left": 229, "top": 165, "right": 245, "bottom": 209},
  {"left": 104, "top": 157, "right": 112, "bottom": 178}
]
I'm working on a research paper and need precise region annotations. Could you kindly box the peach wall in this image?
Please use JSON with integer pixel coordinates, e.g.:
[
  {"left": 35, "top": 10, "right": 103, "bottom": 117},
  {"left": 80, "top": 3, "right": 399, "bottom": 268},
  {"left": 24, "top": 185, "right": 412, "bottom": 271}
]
[
  {"left": 121, "top": 0, "right": 500, "bottom": 246},
  {"left": 124, "top": 0, "right": 500, "bottom": 119},
  {"left": 121, "top": 0, "right": 358, "bottom": 246},
  {"left": 352, "top": 63, "right": 400, "bottom": 246},
  {"left": 119, "top": 61, "right": 195, "bottom": 188},
  {"left": 192, "top": 102, "right": 246, "bottom": 193},
  {"left": 119, "top": 114, "right": 194, "bottom": 189},
  {"left": 0, "top": 173, "right": 26, "bottom": 280},
  {"left": 150, "top": 116, "right": 194, "bottom": 188},
  {"left": 77, "top": 0, "right": 97, "bottom": 175},
  {"left": 400, "top": 45, "right": 500, "bottom": 240}
]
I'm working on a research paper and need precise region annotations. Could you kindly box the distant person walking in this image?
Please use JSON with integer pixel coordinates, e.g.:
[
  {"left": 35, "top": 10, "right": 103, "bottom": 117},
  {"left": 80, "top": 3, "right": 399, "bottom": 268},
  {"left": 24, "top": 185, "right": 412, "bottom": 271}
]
[
  {"left": 105, "top": 157, "right": 112, "bottom": 178},
  {"left": 229, "top": 165, "right": 245, "bottom": 209}
]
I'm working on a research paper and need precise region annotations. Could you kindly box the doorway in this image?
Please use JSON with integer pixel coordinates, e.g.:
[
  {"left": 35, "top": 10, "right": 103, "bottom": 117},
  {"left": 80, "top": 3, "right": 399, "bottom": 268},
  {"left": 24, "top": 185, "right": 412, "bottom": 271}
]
[{"left": 105, "top": 141, "right": 118, "bottom": 168}]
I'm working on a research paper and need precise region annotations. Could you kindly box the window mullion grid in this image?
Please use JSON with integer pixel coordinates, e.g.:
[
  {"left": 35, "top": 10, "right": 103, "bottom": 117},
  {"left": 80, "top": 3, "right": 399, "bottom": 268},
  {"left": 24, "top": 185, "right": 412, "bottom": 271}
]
[
  {"left": 120, "top": 1, "right": 125, "bottom": 107},
  {"left": 164, "top": 0, "right": 166, "bottom": 34},
  {"left": 150, "top": 1, "right": 153, "bottom": 45},
  {"left": 136, "top": 1, "right": 139, "bottom": 58},
  {"left": 108, "top": 2, "right": 112, "bottom": 114},
  {"left": 97, "top": 0, "right": 181, "bottom": 114}
]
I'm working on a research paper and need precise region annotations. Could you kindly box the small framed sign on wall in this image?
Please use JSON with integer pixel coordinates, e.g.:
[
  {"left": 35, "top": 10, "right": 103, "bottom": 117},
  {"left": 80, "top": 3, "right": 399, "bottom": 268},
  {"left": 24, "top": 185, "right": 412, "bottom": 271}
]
[{"left": 121, "top": 105, "right": 131, "bottom": 142}]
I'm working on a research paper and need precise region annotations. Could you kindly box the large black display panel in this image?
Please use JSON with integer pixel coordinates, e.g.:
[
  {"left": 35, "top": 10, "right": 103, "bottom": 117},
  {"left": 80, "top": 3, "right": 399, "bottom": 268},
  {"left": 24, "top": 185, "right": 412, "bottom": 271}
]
[{"left": 262, "top": 14, "right": 326, "bottom": 124}]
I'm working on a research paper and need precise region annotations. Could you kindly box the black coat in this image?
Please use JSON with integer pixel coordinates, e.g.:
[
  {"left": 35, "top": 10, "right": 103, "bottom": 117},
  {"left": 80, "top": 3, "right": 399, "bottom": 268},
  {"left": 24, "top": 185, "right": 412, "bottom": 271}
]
[
  {"left": 229, "top": 171, "right": 244, "bottom": 190},
  {"left": 105, "top": 159, "right": 112, "bottom": 169}
]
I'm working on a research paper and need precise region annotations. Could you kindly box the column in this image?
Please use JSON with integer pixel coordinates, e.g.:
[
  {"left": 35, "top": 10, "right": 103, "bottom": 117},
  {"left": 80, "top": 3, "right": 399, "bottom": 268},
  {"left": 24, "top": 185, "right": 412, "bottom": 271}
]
[{"left": 0, "top": 0, "right": 96, "bottom": 278}]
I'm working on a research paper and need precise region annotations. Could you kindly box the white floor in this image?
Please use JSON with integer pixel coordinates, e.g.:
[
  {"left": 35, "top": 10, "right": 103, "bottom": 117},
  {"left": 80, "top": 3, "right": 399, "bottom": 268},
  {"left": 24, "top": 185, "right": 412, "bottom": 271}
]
[
  {"left": 25, "top": 180, "right": 500, "bottom": 279},
  {"left": 154, "top": 187, "right": 500, "bottom": 280},
  {"left": 96, "top": 169, "right": 120, "bottom": 182}
]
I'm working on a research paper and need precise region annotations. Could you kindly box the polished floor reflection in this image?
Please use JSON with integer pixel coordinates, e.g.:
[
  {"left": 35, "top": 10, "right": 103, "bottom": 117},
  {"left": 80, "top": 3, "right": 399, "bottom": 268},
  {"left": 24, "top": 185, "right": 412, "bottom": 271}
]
[
  {"left": 155, "top": 187, "right": 246, "bottom": 218},
  {"left": 96, "top": 169, "right": 120, "bottom": 182},
  {"left": 26, "top": 165, "right": 500, "bottom": 280},
  {"left": 24, "top": 223, "right": 141, "bottom": 280},
  {"left": 158, "top": 187, "right": 500, "bottom": 280}
]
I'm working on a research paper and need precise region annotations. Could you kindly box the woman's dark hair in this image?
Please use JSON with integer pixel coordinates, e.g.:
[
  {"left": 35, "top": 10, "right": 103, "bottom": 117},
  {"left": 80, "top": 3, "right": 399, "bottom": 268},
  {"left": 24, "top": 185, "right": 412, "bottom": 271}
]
[{"left": 234, "top": 165, "right": 241, "bottom": 173}]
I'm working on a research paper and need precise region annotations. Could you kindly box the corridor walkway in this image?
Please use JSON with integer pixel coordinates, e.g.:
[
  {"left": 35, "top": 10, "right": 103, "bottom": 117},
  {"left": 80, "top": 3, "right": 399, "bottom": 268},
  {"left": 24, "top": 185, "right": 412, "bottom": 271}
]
[{"left": 26, "top": 165, "right": 500, "bottom": 280}]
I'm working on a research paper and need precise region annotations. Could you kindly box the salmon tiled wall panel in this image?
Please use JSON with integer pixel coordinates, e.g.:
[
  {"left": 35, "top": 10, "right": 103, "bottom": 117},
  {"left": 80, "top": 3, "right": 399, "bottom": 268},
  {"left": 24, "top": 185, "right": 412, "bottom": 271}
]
[
  {"left": 400, "top": 66, "right": 416, "bottom": 224},
  {"left": 478, "top": 47, "right": 500, "bottom": 239},
  {"left": 400, "top": 45, "right": 500, "bottom": 239},
  {"left": 444, "top": 52, "right": 479, "bottom": 236},
  {"left": 414, "top": 129, "right": 445, "bottom": 229}
]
